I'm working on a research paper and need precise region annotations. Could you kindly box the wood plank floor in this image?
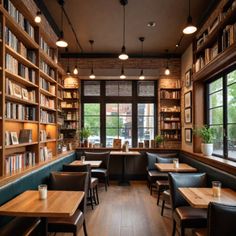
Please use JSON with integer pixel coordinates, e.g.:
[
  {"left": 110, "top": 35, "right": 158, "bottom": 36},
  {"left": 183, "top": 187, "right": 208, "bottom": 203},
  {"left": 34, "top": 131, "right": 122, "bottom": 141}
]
[{"left": 55, "top": 181, "right": 192, "bottom": 236}]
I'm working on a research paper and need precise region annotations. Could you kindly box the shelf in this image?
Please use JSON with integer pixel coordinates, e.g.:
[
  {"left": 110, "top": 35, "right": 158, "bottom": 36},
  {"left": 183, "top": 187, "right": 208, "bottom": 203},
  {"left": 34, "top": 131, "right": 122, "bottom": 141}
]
[
  {"left": 58, "top": 83, "right": 64, "bottom": 89},
  {"left": 160, "top": 111, "right": 181, "bottom": 113},
  {"left": 5, "top": 95, "right": 38, "bottom": 106},
  {"left": 40, "top": 139, "right": 57, "bottom": 144},
  {"left": 39, "top": 49, "right": 57, "bottom": 69},
  {"left": 40, "top": 88, "right": 56, "bottom": 98},
  {"left": 5, "top": 70, "right": 38, "bottom": 88},
  {"left": 160, "top": 88, "right": 181, "bottom": 91},
  {"left": 160, "top": 98, "right": 180, "bottom": 101},
  {"left": 61, "top": 128, "right": 77, "bottom": 131},
  {"left": 63, "top": 97, "right": 79, "bottom": 101},
  {"left": 61, "top": 107, "right": 79, "bottom": 110},
  {"left": 5, "top": 45, "right": 38, "bottom": 69},
  {"left": 162, "top": 120, "right": 181, "bottom": 122},
  {"left": 40, "top": 122, "right": 56, "bottom": 125},
  {"left": 161, "top": 129, "right": 181, "bottom": 131},
  {"left": 5, "top": 142, "right": 38, "bottom": 149},
  {"left": 5, "top": 118, "right": 38, "bottom": 123},
  {"left": 164, "top": 139, "right": 181, "bottom": 141},
  {"left": 57, "top": 96, "right": 63, "bottom": 101},
  {"left": 40, "top": 105, "right": 56, "bottom": 112},
  {"left": 64, "top": 119, "right": 78, "bottom": 122},
  {"left": 63, "top": 87, "right": 79, "bottom": 90},
  {"left": 39, "top": 70, "right": 57, "bottom": 84}
]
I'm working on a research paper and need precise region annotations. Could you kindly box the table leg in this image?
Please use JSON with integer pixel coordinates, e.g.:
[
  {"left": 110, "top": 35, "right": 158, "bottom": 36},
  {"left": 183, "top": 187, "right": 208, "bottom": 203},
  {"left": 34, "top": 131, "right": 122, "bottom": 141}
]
[
  {"left": 118, "top": 155, "right": 130, "bottom": 186},
  {"left": 41, "top": 217, "right": 48, "bottom": 236}
]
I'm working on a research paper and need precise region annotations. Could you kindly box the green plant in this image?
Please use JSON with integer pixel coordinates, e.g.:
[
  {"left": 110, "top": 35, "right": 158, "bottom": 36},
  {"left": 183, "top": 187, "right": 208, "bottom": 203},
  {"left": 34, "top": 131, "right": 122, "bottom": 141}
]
[
  {"left": 194, "top": 125, "right": 215, "bottom": 143},
  {"left": 154, "top": 135, "right": 164, "bottom": 144},
  {"left": 80, "top": 127, "right": 91, "bottom": 141}
]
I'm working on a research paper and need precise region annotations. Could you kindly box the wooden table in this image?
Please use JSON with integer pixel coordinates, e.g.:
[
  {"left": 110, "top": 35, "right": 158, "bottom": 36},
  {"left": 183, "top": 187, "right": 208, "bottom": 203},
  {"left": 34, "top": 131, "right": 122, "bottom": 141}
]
[
  {"left": 0, "top": 190, "right": 84, "bottom": 235},
  {"left": 179, "top": 187, "right": 236, "bottom": 208},
  {"left": 110, "top": 151, "right": 141, "bottom": 186},
  {"left": 155, "top": 163, "right": 197, "bottom": 172},
  {"left": 70, "top": 160, "right": 102, "bottom": 168}
]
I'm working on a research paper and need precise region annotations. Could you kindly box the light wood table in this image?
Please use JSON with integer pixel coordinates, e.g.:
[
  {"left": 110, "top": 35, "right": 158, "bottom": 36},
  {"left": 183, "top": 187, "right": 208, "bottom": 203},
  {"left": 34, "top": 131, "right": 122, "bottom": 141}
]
[
  {"left": 0, "top": 190, "right": 84, "bottom": 235},
  {"left": 155, "top": 163, "right": 197, "bottom": 172},
  {"left": 70, "top": 160, "right": 102, "bottom": 168},
  {"left": 110, "top": 151, "right": 141, "bottom": 186},
  {"left": 178, "top": 187, "right": 236, "bottom": 208}
]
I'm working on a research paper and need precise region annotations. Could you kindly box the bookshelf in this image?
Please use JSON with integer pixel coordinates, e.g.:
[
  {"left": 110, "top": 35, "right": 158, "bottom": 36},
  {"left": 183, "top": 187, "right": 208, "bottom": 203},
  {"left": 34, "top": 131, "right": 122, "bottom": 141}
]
[{"left": 0, "top": 0, "right": 69, "bottom": 178}]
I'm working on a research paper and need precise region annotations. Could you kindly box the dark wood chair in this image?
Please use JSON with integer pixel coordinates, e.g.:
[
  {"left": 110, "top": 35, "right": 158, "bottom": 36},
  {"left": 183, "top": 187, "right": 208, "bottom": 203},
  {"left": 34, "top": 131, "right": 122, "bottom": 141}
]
[
  {"left": 63, "top": 164, "right": 99, "bottom": 209},
  {"left": 48, "top": 172, "right": 89, "bottom": 236},
  {"left": 168, "top": 172, "right": 207, "bottom": 236},
  {"left": 195, "top": 202, "right": 236, "bottom": 236},
  {"left": 161, "top": 189, "right": 171, "bottom": 216},
  {"left": 84, "top": 151, "right": 110, "bottom": 191}
]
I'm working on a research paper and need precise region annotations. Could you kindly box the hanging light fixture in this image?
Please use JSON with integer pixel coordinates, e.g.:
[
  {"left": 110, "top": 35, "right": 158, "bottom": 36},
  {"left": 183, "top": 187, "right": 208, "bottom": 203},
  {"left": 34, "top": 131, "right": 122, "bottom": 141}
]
[
  {"left": 66, "top": 48, "right": 70, "bottom": 75},
  {"left": 139, "top": 37, "right": 145, "bottom": 80},
  {"left": 164, "top": 49, "right": 170, "bottom": 76},
  {"left": 118, "top": 0, "right": 129, "bottom": 60},
  {"left": 73, "top": 65, "right": 78, "bottom": 75},
  {"left": 56, "top": 0, "right": 68, "bottom": 47},
  {"left": 120, "top": 65, "right": 126, "bottom": 79},
  {"left": 183, "top": 0, "right": 197, "bottom": 34},
  {"left": 89, "top": 40, "right": 96, "bottom": 79},
  {"left": 34, "top": 11, "right": 42, "bottom": 23}
]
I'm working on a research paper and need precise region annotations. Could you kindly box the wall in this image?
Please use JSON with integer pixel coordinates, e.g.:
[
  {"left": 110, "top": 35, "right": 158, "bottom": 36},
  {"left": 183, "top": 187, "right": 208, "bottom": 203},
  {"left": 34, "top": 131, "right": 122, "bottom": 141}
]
[{"left": 181, "top": 44, "right": 193, "bottom": 152}]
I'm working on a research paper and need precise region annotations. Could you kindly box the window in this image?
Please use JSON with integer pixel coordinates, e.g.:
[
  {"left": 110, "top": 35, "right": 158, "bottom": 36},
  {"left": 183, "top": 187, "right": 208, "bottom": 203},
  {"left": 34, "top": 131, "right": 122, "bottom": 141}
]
[
  {"left": 207, "top": 68, "right": 236, "bottom": 160},
  {"left": 82, "top": 80, "right": 156, "bottom": 147}
]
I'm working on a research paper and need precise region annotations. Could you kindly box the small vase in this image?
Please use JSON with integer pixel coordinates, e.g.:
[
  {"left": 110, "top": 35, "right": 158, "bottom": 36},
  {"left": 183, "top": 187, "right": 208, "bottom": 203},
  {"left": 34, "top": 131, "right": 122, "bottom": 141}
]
[
  {"left": 83, "top": 139, "right": 88, "bottom": 148},
  {"left": 201, "top": 143, "right": 213, "bottom": 156}
]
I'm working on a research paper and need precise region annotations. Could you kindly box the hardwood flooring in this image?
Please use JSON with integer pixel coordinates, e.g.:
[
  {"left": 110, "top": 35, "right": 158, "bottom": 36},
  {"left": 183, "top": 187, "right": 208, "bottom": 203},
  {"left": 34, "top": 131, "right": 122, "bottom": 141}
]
[{"left": 55, "top": 181, "right": 192, "bottom": 236}]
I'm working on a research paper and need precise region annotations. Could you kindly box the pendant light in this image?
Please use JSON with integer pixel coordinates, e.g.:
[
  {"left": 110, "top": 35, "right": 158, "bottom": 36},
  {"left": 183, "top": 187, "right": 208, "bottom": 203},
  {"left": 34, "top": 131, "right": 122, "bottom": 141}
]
[
  {"left": 164, "top": 50, "right": 170, "bottom": 76},
  {"left": 73, "top": 65, "right": 78, "bottom": 75},
  {"left": 139, "top": 37, "right": 145, "bottom": 80},
  {"left": 34, "top": 11, "right": 42, "bottom": 23},
  {"left": 118, "top": 0, "right": 129, "bottom": 60},
  {"left": 120, "top": 65, "right": 126, "bottom": 79},
  {"left": 65, "top": 48, "right": 70, "bottom": 75},
  {"left": 56, "top": 0, "right": 68, "bottom": 47},
  {"left": 89, "top": 40, "right": 95, "bottom": 79},
  {"left": 183, "top": 0, "right": 197, "bottom": 34}
]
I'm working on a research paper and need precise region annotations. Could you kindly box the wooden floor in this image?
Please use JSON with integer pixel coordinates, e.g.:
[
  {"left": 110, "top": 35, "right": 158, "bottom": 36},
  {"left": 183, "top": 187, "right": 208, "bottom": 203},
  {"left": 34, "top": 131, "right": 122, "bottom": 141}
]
[{"left": 55, "top": 181, "right": 192, "bottom": 236}]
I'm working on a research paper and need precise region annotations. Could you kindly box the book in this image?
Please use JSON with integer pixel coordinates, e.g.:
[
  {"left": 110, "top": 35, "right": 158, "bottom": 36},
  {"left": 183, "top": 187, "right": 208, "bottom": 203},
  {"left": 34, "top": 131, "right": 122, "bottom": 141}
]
[{"left": 19, "top": 129, "right": 32, "bottom": 143}]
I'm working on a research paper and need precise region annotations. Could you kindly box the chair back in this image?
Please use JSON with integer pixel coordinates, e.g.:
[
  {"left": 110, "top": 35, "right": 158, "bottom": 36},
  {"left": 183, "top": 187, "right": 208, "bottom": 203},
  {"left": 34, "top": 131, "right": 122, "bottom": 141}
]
[
  {"left": 63, "top": 164, "right": 91, "bottom": 189},
  {"left": 84, "top": 151, "right": 110, "bottom": 169},
  {"left": 208, "top": 202, "right": 236, "bottom": 236},
  {"left": 49, "top": 172, "right": 89, "bottom": 213},
  {"left": 168, "top": 172, "right": 207, "bottom": 209},
  {"left": 146, "top": 152, "right": 158, "bottom": 170},
  {"left": 156, "top": 156, "right": 176, "bottom": 163}
]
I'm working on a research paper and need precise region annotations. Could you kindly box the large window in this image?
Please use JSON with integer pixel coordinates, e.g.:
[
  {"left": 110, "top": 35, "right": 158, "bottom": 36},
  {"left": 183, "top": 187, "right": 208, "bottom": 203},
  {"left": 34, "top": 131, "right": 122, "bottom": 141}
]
[
  {"left": 207, "top": 68, "right": 236, "bottom": 160},
  {"left": 82, "top": 80, "right": 156, "bottom": 147}
]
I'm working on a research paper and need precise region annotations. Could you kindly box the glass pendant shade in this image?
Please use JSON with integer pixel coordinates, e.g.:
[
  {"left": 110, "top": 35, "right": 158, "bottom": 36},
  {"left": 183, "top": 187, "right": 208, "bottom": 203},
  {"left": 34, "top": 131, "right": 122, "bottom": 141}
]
[
  {"left": 73, "top": 66, "right": 78, "bottom": 75},
  {"left": 165, "top": 67, "right": 170, "bottom": 75},
  {"left": 139, "top": 70, "right": 145, "bottom": 80},
  {"left": 56, "top": 32, "right": 68, "bottom": 47},
  {"left": 119, "top": 46, "right": 129, "bottom": 60},
  {"left": 89, "top": 69, "right": 95, "bottom": 79},
  {"left": 34, "top": 11, "right": 41, "bottom": 23}
]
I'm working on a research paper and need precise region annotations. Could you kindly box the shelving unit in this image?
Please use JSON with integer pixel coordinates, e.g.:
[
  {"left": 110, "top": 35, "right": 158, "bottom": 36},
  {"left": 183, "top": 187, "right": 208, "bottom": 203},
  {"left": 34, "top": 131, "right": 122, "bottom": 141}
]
[{"left": 0, "top": 0, "right": 68, "bottom": 177}]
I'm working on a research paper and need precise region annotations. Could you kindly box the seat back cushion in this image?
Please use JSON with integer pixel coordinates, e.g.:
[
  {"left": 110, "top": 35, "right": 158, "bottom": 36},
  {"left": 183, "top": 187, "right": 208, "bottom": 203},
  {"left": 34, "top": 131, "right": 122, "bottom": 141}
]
[{"left": 84, "top": 152, "right": 110, "bottom": 169}]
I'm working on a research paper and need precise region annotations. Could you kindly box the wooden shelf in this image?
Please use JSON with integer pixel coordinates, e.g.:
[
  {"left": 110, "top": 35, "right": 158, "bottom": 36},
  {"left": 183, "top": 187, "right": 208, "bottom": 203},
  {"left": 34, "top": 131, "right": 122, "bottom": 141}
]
[
  {"left": 160, "top": 98, "right": 180, "bottom": 101},
  {"left": 162, "top": 120, "right": 181, "bottom": 122},
  {"left": 5, "top": 94, "right": 38, "bottom": 106},
  {"left": 5, "top": 118, "right": 38, "bottom": 123},
  {"left": 40, "top": 105, "right": 56, "bottom": 112},
  {"left": 40, "top": 88, "right": 56, "bottom": 98},
  {"left": 40, "top": 139, "right": 57, "bottom": 144},
  {"left": 39, "top": 70, "right": 57, "bottom": 84},
  {"left": 58, "top": 83, "right": 64, "bottom": 89},
  {"left": 64, "top": 119, "right": 78, "bottom": 122},
  {"left": 40, "top": 122, "right": 56, "bottom": 126},
  {"left": 5, "top": 142, "right": 38, "bottom": 149},
  {"left": 39, "top": 49, "right": 57, "bottom": 69},
  {"left": 63, "top": 97, "right": 79, "bottom": 101},
  {"left": 61, "top": 128, "right": 77, "bottom": 131},
  {"left": 161, "top": 129, "right": 181, "bottom": 131},
  {"left": 160, "top": 111, "right": 181, "bottom": 114},
  {"left": 63, "top": 87, "right": 79, "bottom": 90},
  {"left": 160, "top": 88, "right": 181, "bottom": 91},
  {"left": 57, "top": 96, "right": 63, "bottom": 101},
  {"left": 164, "top": 139, "right": 181, "bottom": 141},
  {"left": 61, "top": 107, "right": 79, "bottom": 110}
]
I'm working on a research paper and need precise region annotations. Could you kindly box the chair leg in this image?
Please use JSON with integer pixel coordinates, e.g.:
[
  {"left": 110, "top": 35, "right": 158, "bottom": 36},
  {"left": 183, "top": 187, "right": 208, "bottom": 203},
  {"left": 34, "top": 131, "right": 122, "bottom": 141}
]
[
  {"left": 105, "top": 177, "right": 108, "bottom": 191},
  {"left": 172, "top": 220, "right": 176, "bottom": 236},
  {"left": 180, "top": 226, "right": 185, "bottom": 236},
  {"left": 96, "top": 185, "right": 99, "bottom": 204},
  {"left": 93, "top": 187, "right": 97, "bottom": 205},
  {"left": 150, "top": 184, "right": 152, "bottom": 195},
  {"left": 83, "top": 220, "right": 88, "bottom": 236},
  {"left": 157, "top": 188, "right": 161, "bottom": 205},
  {"left": 161, "top": 200, "right": 165, "bottom": 216},
  {"left": 89, "top": 189, "right": 94, "bottom": 210},
  {"left": 107, "top": 175, "right": 110, "bottom": 186}
]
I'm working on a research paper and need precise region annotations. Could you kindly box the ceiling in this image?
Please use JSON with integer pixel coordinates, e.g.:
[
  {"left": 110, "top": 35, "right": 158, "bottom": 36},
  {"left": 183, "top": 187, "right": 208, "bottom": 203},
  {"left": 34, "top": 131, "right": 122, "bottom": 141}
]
[{"left": 41, "top": 0, "right": 218, "bottom": 56}]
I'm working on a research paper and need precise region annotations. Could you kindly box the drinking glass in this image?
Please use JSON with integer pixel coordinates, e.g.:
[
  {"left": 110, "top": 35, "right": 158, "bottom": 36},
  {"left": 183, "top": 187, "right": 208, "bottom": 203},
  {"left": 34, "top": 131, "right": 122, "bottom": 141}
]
[
  {"left": 38, "top": 184, "right": 47, "bottom": 200},
  {"left": 212, "top": 181, "right": 221, "bottom": 197},
  {"left": 81, "top": 155, "right": 85, "bottom": 162},
  {"left": 173, "top": 158, "right": 179, "bottom": 168}
]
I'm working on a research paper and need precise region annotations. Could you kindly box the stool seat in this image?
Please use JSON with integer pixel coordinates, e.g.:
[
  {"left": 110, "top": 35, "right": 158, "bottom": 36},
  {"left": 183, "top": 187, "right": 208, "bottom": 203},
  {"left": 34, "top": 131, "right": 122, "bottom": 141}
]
[{"left": 156, "top": 180, "right": 169, "bottom": 205}]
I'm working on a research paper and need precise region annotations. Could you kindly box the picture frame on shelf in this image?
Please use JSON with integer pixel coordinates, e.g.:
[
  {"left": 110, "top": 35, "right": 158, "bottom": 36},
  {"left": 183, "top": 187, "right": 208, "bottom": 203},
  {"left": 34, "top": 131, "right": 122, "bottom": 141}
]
[
  {"left": 184, "top": 91, "right": 192, "bottom": 108},
  {"left": 10, "top": 132, "right": 19, "bottom": 145},
  {"left": 22, "top": 88, "right": 29, "bottom": 100},
  {"left": 185, "top": 128, "right": 192, "bottom": 143},
  {"left": 185, "top": 69, "right": 192, "bottom": 88},
  {"left": 184, "top": 108, "right": 192, "bottom": 123},
  {"left": 13, "top": 84, "right": 22, "bottom": 98}
]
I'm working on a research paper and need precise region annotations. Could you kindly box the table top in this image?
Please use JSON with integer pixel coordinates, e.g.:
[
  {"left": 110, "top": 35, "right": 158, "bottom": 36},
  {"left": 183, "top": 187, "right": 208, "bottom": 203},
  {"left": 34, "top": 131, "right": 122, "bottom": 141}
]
[
  {"left": 155, "top": 163, "right": 197, "bottom": 172},
  {"left": 110, "top": 151, "right": 140, "bottom": 156},
  {"left": 0, "top": 190, "right": 84, "bottom": 217},
  {"left": 179, "top": 187, "right": 236, "bottom": 208},
  {"left": 70, "top": 160, "right": 102, "bottom": 168}
]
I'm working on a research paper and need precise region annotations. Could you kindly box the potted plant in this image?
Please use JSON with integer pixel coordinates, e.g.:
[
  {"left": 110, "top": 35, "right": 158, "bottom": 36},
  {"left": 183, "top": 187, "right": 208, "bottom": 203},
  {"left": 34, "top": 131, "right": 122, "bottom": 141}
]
[
  {"left": 80, "top": 127, "right": 91, "bottom": 147},
  {"left": 154, "top": 135, "right": 164, "bottom": 148},
  {"left": 194, "top": 125, "right": 215, "bottom": 156}
]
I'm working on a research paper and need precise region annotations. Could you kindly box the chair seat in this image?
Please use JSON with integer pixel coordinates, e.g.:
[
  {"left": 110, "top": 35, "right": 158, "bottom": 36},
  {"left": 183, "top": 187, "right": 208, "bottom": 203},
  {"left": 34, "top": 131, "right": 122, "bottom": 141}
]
[
  {"left": 91, "top": 168, "right": 108, "bottom": 177},
  {"left": 174, "top": 206, "right": 207, "bottom": 228},
  {"left": 162, "top": 189, "right": 170, "bottom": 202},
  {"left": 91, "top": 177, "right": 99, "bottom": 188},
  {"left": 194, "top": 228, "right": 207, "bottom": 236},
  {"left": 0, "top": 217, "right": 41, "bottom": 236},
  {"left": 48, "top": 209, "right": 84, "bottom": 232},
  {"left": 156, "top": 180, "right": 169, "bottom": 189}
]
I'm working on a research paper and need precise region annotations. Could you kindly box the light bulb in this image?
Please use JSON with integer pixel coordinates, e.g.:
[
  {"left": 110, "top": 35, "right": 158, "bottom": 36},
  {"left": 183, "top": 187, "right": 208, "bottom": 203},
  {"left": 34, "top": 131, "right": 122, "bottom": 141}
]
[
  {"left": 118, "top": 46, "right": 129, "bottom": 60},
  {"left": 183, "top": 16, "right": 197, "bottom": 34},
  {"left": 120, "top": 74, "right": 126, "bottom": 79},
  {"left": 139, "top": 70, "right": 145, "bottom": 80},
  {"left": 73, "top": 66, "right": 78, "bottom": 75},
  {"left": 165, "top": 67, "right": 170, "bottom": 75},
  {"left": 34, "top": 11, "right": 41, "bottom": 23},
  {"left": 56, "top": 32, "right": 68, "bottom": 47},
  {"left": 89, "top": 74, "right": 95, "bottom": 79}
]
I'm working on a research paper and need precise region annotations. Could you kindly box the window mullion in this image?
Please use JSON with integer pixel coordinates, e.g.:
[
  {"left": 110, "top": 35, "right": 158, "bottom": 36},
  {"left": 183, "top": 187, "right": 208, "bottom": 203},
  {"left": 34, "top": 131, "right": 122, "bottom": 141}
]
[{"left": 223, "top": 74, "right": 228, "bottom": 158}]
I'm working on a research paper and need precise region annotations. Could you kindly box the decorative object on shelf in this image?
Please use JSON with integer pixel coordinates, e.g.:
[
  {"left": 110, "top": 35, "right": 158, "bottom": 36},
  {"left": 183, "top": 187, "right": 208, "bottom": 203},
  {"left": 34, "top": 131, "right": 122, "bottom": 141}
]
[
  {"left": 144, "top": 140, "right": 150, "bottom": 148},
  {"left": 138, "top": 142, "right": 144, "bottom": 148},
  {"left": 122, "top": 141, "right": 129, "bottom": 152},
  {"left": 185, "top": 128, "right": 192, "bottom": 143},
  {"left": 113, "top": 138, "right": 122, "bottom": 149},
  {"left": 154, "top": 135, "right": 164, "bottom": 148},
  {"left": 89, "top": 40, "right": 96, "bottom": 79},
  {"left": 184, "top": 91, "right": 192, "bottom": 108},
  {"left": 118, "top": 0, "right": 129, "bottom": 60},
  {"left": 185, "top": 69, "right": 192, "bottom": 88},
  {"left": 139, "top": 37, "right": 145, "bottom": 80},
  {"left": 80, "top": 127, "right": 91, "bottom": 148},
  {"left": 194, "top": 125, "right": 215, "bottom": 156},
  {"left": 183, "top": 0, "right": 197, "bottom": 34},
  {"left": 151, "top": 139, "right": 155, "bottom": 148},
  {"left": 184, "top": 107, "right": 192, "bottom": 123},
  {"left": 19, "top": 129, "right": 32, "bottom": 143},
  {"left": 10, "top": 131, "right": 19, "bottom": 145}
]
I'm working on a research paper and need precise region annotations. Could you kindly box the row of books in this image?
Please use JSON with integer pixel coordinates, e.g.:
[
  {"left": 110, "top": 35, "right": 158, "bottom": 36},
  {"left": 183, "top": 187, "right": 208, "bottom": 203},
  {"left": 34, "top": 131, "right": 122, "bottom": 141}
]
[
  {"left": 6, "top": 78, "right": 36, "bottom": 102},
  {"left": 4, "top": 0, "right": 35, "bottom": 39},
  {"left": 161, "top": 131, "right": 181, "bottom": 140},
  {"left": 160, "top": 122, "right": 181, "bottom": 130},
  {"left": 40, "top": 130, "right": 48, "bottom": 142},
  {"left": 5, "top": 102, "right": 36, "bottom": 120},
  {"left": 40, "top": 60, "right": 56, "bottom": 80},
  {"left": 40, "top": 94, "right": 55, "bottom": 109},
  {"left": 64, "top": 112, "right": 78, "bottom": 120},
  {"left": 63, "top": 91, "right": 78, "bottom": 99},
  {"left": 39, "top": 37, "right": 57, "bottom": 62},
  {"left": 160, "top": 106, "right": 181, "bottom": 112},
  {"left": 162, "top": 115, "right": 180, "bottom": 121},
  {"left": 5, "top": 27, "right": 36, "bottom": 64},
  {"left": 40, "top": 109, "right": 55, "bottom": 123},
  {"left": 5, "top": 53, "right": 36, "bottom": 83},
  {"left": 57, "top": 89, "right": 63, "bottom": 99},
  {"left": 5, "top": 151, "right": 36, "bottom": 174},
  {"left": 5, "top": 129, "right": 32, "bottom": 145},
  {"left": 61, "top": 102, "right": 78, "bottom": 108},
  {"left": 61, "top": 122, "right": 78, "bottom": 129},
  {"left": 160, "top": 90, "right": 180, "bottom": 99},
  {"left": 40, "top": 146, "right": 52, "bottom": 162},
  {"left": 39, "top": 77, "right": 56, "bottom": 95}
]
